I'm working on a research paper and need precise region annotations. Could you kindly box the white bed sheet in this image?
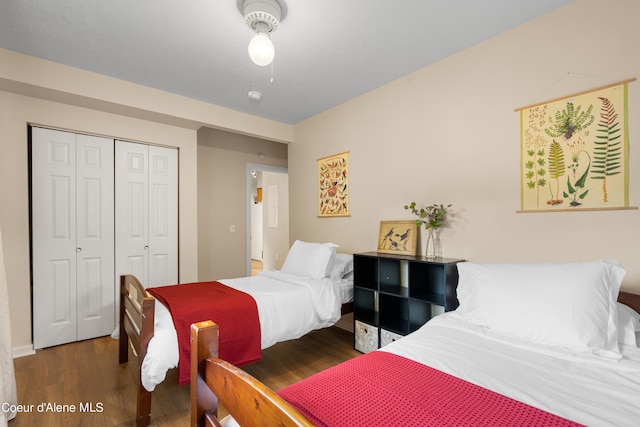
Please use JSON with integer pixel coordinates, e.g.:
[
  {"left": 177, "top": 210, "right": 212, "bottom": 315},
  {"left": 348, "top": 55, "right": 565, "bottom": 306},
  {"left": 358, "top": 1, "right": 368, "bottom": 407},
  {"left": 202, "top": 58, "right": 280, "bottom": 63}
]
[
  {"left": 141, "top": 271, "right": 351, "bottom": 391},
  {"left": 381, "top": 312, "right": 640, "bottom": 427}
]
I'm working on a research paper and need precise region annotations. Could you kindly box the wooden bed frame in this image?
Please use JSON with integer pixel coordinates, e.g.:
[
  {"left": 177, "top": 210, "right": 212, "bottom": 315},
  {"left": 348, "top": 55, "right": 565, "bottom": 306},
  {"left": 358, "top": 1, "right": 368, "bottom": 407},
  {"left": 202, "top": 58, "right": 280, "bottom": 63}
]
[
  {"left": 118, "top": 274, "right": 155, "bottom": 427},
  {"left": 118, "top": 273, "right": 354, "bottom": 427},
  {"left": 190, "top": 321, "right": 313, "bottom": 427},
  {"left": 190, "top": 290, "right": 640, "bottom": 427}
]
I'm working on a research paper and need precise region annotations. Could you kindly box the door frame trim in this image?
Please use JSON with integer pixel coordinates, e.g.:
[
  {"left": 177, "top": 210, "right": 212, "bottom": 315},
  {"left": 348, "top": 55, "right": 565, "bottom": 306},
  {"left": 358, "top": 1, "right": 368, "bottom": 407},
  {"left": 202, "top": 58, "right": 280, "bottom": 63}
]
[{"left": 245, "top": 163, "right": 288, "bottom": 276}]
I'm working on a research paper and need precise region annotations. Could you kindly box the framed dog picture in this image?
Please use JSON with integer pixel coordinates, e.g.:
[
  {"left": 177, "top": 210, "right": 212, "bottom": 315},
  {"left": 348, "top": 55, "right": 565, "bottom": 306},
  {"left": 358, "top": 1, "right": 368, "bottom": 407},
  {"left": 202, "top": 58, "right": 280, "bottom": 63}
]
[{"left": 377, "top": 220, "right": 418, "bottom": 256}]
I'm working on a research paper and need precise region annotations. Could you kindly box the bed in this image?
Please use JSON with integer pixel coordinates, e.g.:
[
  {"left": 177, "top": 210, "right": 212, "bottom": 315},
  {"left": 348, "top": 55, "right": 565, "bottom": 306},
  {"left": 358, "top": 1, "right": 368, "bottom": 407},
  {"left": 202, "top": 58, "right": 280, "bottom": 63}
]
[
  {"left": 118, "top": 241, "right": 354, "bottom": 427},
  {"left": 191, "top": 259, "right": 640, "bottom": 427}
]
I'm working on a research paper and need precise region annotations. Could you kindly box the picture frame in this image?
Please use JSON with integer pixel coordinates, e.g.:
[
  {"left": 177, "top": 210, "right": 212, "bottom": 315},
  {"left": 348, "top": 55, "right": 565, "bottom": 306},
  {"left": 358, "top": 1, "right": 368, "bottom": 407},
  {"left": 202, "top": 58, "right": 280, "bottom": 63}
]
[
  {"left": 377, "top": 220, "right": 418, "bottom": 256},
  {"left": 517, "top": 79, "right": 636, "bottom": 212},
  {"left": 318, "top": 151, "right": 350, "bottom": 217}
]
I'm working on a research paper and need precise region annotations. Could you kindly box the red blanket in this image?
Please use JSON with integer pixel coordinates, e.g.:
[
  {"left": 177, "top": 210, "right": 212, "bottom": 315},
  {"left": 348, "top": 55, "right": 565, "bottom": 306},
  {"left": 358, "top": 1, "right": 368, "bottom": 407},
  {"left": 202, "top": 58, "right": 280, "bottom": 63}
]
[
  {"left": 148, "top": 281, "right": 261, "bottom": 385},
  {"left": 278, "top": 351, "right": 582, "bottom": 427}
]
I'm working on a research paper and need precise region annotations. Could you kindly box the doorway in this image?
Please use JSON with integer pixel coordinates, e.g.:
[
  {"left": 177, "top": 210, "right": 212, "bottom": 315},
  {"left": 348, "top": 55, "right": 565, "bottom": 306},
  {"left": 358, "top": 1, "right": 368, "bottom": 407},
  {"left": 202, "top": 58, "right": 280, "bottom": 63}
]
[{"left": 245, "top": 163, "right": 289, "bottom": 276}]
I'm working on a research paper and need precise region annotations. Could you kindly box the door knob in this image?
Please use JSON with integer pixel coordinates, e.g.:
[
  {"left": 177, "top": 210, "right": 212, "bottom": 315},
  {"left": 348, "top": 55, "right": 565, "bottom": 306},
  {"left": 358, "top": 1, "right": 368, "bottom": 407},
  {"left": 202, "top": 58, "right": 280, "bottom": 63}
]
[
  {"left": 76, "top": 248, "right": 82, "bottom": 252},
  {"left": 144, "top": 245, "right": 149, "bottom": 250}
]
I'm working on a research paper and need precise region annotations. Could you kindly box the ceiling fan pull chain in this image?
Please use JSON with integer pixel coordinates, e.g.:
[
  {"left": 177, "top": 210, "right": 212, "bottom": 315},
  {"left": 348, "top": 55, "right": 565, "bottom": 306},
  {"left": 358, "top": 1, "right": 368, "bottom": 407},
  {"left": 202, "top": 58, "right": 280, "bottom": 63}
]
[{"left": 270, "top": 60, "right": 274, "bottom": 84}]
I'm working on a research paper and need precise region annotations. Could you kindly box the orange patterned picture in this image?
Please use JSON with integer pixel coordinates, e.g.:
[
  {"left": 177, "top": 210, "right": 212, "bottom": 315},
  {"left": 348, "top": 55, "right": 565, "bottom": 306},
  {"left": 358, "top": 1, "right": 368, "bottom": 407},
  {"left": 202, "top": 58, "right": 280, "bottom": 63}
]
[{"left": 318, "top": 151, "right": 349, "bottom": 217}]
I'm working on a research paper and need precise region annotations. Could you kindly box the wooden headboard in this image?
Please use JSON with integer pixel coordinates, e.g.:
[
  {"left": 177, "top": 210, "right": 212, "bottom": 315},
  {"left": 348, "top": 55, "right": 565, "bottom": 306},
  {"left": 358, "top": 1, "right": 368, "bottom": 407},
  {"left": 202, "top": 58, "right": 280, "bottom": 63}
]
[{"left": 618, "top": 291, "right": 640, "bottom": 314}]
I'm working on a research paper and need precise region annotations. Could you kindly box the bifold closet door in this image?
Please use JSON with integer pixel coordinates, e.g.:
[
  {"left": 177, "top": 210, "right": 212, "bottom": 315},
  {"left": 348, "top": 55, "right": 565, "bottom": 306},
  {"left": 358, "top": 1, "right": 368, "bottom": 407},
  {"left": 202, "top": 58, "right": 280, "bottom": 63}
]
[
  {"left": 32, "top": 128, "right": 115, "bottom": 349},
  {"left": 115, "top": 141, "right": 178, "bottom": 289},
  {"left": 147, "top": 145, "right": 179, "bottom": 287}
]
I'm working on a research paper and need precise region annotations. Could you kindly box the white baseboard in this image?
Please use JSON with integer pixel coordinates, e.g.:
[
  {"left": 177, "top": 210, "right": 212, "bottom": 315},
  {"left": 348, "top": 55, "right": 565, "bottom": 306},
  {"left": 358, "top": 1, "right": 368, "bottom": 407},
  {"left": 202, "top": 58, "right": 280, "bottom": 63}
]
[{"left": 13, "top": 344, "right": 35, "bottom": 359}]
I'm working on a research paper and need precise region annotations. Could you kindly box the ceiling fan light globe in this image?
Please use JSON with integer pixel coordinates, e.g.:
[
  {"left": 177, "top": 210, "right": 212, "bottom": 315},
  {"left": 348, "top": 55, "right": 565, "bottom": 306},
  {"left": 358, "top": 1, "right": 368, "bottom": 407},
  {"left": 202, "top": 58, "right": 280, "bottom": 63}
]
[{"left": 248, "top": 32, "right": 275, "bottom": 66}]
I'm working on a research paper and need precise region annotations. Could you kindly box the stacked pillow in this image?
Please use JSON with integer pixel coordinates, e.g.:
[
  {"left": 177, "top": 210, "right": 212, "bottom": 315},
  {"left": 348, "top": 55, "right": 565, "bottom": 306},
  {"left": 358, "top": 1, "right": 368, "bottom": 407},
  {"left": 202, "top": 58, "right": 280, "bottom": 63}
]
[
  {"left": 454, "top": 260, "right": 632, "bottom": 358},
  {"left": 618, "top": 302, "right": 640, "bottom": 346},
  {"left": 280, "top": 240, "right": 353, "bottom": 280},
  {"left": 328, "top": 253, "right": 354, "bottom": 280}
]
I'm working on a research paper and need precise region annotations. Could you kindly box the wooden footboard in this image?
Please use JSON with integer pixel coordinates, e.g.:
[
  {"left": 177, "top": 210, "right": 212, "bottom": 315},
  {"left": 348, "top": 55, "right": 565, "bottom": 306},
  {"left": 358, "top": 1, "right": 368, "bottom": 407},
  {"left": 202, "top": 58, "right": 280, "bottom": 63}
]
[
  {"left": 190, "top": 321, "right": 219, "bottom": 427},
  {"left": 119, "top": 274, "right": 155, "bottom": 427},
  {"left": 190, "top": 320, "right": 313, "bottom": 427}
]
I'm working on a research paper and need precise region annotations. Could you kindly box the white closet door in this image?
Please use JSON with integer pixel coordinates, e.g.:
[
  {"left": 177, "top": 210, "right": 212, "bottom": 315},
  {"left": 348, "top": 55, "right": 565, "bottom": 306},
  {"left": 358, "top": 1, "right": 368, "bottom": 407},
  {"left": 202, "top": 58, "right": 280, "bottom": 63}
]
[
  {"left": 32, "top": 128, "right": 78, "bottom": 349},
  {"left": 116, "top": 141, "right": 177, "bottom": 289},
  {"left": 148, "top": 145, "right": 178, "bottom": 287},
  {"left": 115, "top": 141, "right": 150, "bottom": 286},
  {"left": 75, "top": 134, "right": 115, "bottom": 341},
  {"left": 32, "top": 129, "right": 115, "bottom": 349}
]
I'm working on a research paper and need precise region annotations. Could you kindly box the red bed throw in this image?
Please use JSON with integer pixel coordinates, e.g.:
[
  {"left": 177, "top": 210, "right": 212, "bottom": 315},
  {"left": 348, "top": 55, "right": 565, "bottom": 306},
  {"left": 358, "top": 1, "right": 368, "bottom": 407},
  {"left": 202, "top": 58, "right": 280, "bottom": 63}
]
[
  {"left": 147, "top": 281, "right": 261, "bottom": 385},
  {"left": 278, "top": 351, "right": 582, "bottom": 427}
]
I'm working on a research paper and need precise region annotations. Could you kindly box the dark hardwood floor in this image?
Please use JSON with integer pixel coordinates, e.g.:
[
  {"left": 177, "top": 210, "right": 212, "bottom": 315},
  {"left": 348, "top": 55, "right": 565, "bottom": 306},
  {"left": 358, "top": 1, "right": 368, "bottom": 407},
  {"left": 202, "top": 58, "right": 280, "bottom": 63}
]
[{"left": 10, "top": 325, "right": 360, "bottom": 426}]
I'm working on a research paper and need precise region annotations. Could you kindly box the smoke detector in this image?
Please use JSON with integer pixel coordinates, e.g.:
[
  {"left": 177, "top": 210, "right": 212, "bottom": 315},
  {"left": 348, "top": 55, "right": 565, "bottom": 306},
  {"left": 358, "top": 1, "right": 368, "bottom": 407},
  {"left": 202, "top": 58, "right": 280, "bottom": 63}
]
[{"left": 248, "top": 90, "right": 263, "bottom": 102}]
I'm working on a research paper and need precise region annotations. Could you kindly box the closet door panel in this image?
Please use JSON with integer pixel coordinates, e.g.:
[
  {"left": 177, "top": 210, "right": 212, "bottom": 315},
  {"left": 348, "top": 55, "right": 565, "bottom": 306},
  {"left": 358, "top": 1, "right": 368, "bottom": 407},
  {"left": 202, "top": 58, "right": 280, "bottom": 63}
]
[
  {"left": 32, "top": 128, "right": 78, "bottom": 349},
  {"left": 122, "top": 255, "right": 148, "bottom": 282},
  {"left": 148, "top": 145, "right": 178, "bottom": 287},
  {"left": 75, "top": 134, "right": 115, "bottom": 341},
  {"left": 115, "top": 141, "right": 150, "bottom": 287}
]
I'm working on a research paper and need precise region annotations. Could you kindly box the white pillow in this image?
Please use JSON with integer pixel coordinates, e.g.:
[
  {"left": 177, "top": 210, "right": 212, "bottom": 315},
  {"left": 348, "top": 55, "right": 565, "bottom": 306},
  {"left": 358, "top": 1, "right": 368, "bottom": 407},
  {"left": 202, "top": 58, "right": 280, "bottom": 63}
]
[
  {"left": 328, "top": 253, "right": 354, "bottom": 280},
  {"left": 455, "top": 260, "right": 625, "bottom": 358},
  {"left": 617, "top": 302, "right": 640, "bottom": 347},
  {"left": 280, "top": 240, "right": 336, "bottom": 279}
]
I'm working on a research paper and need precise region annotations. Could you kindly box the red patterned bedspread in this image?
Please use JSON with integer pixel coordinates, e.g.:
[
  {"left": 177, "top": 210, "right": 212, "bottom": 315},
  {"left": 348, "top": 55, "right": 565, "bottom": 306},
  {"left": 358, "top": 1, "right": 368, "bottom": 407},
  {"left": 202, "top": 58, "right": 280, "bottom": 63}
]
[
  {"left": 148, "top": 281, "right": 261, "bottom": 385},
  {"left": 278, "top": 351, "right": 582, "bottom": 427}
]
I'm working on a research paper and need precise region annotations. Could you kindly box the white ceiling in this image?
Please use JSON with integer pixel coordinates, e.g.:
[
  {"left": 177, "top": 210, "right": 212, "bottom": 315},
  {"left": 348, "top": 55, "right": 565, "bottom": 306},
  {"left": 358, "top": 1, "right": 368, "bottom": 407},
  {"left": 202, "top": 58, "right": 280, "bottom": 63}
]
[{"left": 0, "top": 0, "right": 573, "bottom": 125}]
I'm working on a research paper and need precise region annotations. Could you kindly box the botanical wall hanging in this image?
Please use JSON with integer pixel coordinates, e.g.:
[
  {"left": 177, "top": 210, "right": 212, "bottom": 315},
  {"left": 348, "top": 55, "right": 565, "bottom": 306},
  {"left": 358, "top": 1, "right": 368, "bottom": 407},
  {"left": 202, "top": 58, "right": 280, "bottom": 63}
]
[
  {"left": 318, "top": 151, "right": 350, "bottom": 217},
  {"left": 517, "top": 78, "right": 636, "bottom": 212}
]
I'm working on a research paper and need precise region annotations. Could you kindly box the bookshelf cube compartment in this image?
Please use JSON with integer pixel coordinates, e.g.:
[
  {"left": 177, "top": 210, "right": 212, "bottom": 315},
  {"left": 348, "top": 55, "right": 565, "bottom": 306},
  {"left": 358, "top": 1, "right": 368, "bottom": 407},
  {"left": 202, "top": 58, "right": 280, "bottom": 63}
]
[
  {"left": 408, "top": 299, "right": 432, "bottom": 332},
  {"left": 354, "top": 255, "right": 378, "bottom": 290},
  {"left": 353, "top": 287, "right": 377, "bottom": 326},
  {"left": 378, "top": 294, "right": 409, "bottom": 335},
  {"left": 354, "top": 320, "right": 378, "bottom": 353},
  {"left": 408, "top": 262, "right": 446, "bottom": 305},
  {"left": 380, "top": 328, "right": 404, "bottom": 347},
  {"left": 379, "top": 258, "right": 407, "bottom": 297}
]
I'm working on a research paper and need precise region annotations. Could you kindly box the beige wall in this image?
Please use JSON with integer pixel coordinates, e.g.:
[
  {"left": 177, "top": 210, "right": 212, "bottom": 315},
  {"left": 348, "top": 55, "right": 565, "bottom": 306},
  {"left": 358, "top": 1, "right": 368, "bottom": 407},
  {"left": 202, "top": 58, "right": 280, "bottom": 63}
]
[
  {"left": 197, "top": 127, "right": 288, "bottom": 280},
  {"left": 290, "top": 0, "right": 640, "bottom": 294}
]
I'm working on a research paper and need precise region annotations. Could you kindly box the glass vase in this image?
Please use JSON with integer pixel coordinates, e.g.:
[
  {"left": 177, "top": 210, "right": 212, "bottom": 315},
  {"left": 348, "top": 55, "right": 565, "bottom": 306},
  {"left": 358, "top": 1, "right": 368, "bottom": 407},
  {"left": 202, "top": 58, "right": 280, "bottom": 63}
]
[{"left": 425, "top": 227, "right": 441, "bottom": 259}]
